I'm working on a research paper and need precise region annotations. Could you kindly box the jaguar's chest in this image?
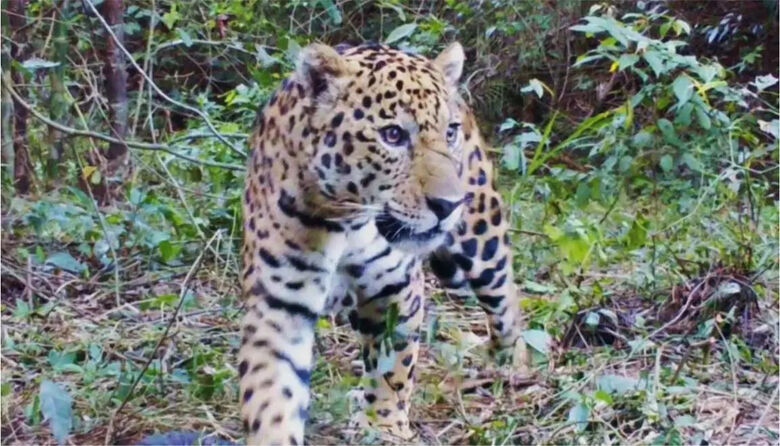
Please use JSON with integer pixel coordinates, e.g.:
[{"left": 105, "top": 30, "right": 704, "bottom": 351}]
[{"left": 324, "top": 220, "right": 420, "bottom": 314}]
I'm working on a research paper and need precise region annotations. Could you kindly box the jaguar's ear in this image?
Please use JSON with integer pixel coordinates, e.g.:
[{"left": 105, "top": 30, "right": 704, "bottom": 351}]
[
  {"left": 433, "top": 42, "right": 465, "bottom": 86},
  {"left": 297, "top": 43, "right": 347, "bottom": 98}
]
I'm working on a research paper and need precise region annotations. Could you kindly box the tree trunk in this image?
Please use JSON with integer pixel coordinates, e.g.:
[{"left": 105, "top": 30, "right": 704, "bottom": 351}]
[
  {"left": 5, "top": 0, "right": 33, "bottom": 194},
  {"left": 94, "top": 0, "right": 128, "bottom": 203},
  {"left": 102, "top": 0, "right": 128, "bottom": 163},
  {"left": 46, "top": 0, "right": 70, "bottom": 179}
]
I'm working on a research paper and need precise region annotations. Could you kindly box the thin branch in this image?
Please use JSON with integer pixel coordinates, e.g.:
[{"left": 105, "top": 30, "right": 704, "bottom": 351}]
[
  {"left": 82, "top": 0, "right": 246, "bottom": 158},
  {"left": 1, "top": 76, "right": 245, "bottom": 171},
  {"left": 104, "top": 230, "right": 221, "bottom": 445}
]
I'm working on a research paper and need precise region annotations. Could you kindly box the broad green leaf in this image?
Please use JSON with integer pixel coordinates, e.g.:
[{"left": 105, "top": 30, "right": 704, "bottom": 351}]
[
  {"left": 694, "top": 106, "right": 712, "bottom": 130},
  {"left": 22, "top": 58, "right": 60, "bottom": 71},
  {"left": 47, "top": 351, "right": 77, "bottom": 370},
  {"left": 753, "top": 74, "right": 778, "bottom": 91},
  {"left": 594, "top": 389, "right": 613, "bottom": 405},
  {"left": 158, "top": 240, "right": 181, "bottom": 263},
  {"left": 499, "top": 118, "right": 519, "bottom": 132},
  {"left": 694, "top": 63, "right": 721, "bottom": 83},
  {"left": 39, "top": 380, "right": 72, "bottom": 445},
  {"left": 672, "top": 75, "right": 693, "bottom": 106},
  {"left": 175, "top": 28, "right": 192, "bottom": 47},
  {"left": 13, "top": 299, "right": 32, "bottom": 318},
  {"left": 617, "top": 54, "right": 639, "bottom": 71},
  {"left": 681, "top": 153, "right": 702, "bottom": 171},
  {"left": 255, "top": 45, "right": 280, "bottom": 67},
  {"left": 319, "top": 0, "right": 342, "bottom": 25},
  {"left": 597, "top": 374, "right": 641, "bottom": 394},
  {"left": 643, "top": 51, "right": 664, "bottom": 77},
  {"left": 674, "top": 415, "right": 697, "bottom": 428},
  {"left": 522, "top": 280, "right": 556, "bottom": 294},
  {"left": 286, "top": 39, "right": 302, "bottom": 64},
  {"left": 625, "top": 217, "right": 648, "bottom": 249},
  {"left": 584, "top": 311, "right": 600, "bottom": 327},
  {"left": 521, "top": 79, "right": 545, "bottom": 98},
  {"left": 632, "top": 130, "right": 653, "bottom": 148},
  {"left": 501, "top": 143, "right": 521, "bottom": 171},
  {"left": 657, "top": 119, "right": 679, "bottom": 145},
  {"left": 568, "top": 402, "right": 589, "bottom": 432},
  {"left": 659, "top": 154, "right": 674, "bottom": 172},
  {"left": 384, "top": 23, "right": 417, "bottom": 44},
  {"left": 570, "top": 23, "right": 604, "bottom": 34},
  {"left": 671, "top": 19, "right": 691, "bottom": 35},
  {"left": 45, "top": 252, "right": 86, "bottom": 274},
  {"left": 522, "top": 329, "right": 552, "bottom": 355},
  {"left": 758, "top": 119, "right": 779, "bottom": 139}
]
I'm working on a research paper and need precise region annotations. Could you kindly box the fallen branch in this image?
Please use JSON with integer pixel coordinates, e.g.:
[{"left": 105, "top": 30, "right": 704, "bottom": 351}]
[
  {"left": 1, "top": 76, "right": 245, "bottom": 171},
  {"left": 104, "top": 230, "right": 222, "bottom": 445}
]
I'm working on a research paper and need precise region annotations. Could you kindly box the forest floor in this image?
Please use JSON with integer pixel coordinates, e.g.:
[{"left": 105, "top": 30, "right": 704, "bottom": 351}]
[{"left": 1, "top": 191, "right": 778, "bottom": 445}]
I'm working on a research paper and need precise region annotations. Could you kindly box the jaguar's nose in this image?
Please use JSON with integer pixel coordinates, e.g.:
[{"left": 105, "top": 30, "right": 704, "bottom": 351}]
[{"left": 426, "top": 197, "right": 462, "bottom": 221}]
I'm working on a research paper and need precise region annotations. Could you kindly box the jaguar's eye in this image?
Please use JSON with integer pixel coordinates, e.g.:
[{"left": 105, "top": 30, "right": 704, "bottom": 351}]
[
  {"left": 379, "top": 125, "right": 409, "bottom": 147},
  {"left": 446, "top": 123, "right": 461, "bottom": 145}
]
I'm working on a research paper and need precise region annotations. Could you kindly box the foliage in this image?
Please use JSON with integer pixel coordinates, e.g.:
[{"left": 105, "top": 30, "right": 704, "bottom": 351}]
[{"left": 1, "top": 1, "right": 778, "bottom": 445}]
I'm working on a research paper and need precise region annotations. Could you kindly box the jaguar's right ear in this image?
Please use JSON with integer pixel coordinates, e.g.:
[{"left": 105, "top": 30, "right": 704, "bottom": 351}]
[{"left": 296, "top": 43, "right": 347, "bottom": 99}]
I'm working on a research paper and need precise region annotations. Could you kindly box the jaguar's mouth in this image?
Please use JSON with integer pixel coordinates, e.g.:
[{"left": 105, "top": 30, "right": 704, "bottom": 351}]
[{"left": 375, "top": 212, "right": 446, "bottom": 253}]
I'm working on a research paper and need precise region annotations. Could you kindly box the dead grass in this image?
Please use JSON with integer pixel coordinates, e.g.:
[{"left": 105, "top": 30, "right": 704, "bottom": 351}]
[{"left": 1, "top": 245, "right": 777, "bottom": 445}]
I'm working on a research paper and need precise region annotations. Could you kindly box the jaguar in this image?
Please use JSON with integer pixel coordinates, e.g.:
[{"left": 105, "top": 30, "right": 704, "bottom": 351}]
[{"left": 240, "top": 41, "right": 525, "bottom": 445}]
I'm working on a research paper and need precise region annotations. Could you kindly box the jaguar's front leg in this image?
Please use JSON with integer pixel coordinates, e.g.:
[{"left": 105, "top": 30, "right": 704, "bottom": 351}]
[
  {"left": 428, "top": 124, "right": 528, "bottom": 367},
  {"left": 348, "top": 256, "right": 425, "bottom": 440}
]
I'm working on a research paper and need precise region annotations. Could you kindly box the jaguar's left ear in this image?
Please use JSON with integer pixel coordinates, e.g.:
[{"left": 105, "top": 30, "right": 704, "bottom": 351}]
[{"left": 434, "top": 42, "right": 465, "bottom": 86}]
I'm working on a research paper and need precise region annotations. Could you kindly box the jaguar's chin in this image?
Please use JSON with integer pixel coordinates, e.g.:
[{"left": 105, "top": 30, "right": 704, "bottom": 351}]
[{"left": 375, "top": 213, "right": 448, "bottom": 254}]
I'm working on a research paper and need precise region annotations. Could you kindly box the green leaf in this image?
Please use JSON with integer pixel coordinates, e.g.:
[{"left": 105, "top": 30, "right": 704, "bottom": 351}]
[
  {"left": 286, "top": 39, "right": 302, "bottom": 65},
  {"left": 158, "top": 240, "right": 181, "bottom": 263},
  {"left": 521, "top": 79, "right": 545, "bottom": 98},
  {"left": 22, "top": 58, "right": 60, "bottom": 71},
  {"left": 632, "top": 131, "right": 653, "bottom": 148},
  {"left": 625, "top": 217, "right": 648, "bottom": 249},
  {"left": 13, "top": 299, "right": 32, "bottom": 319},
  {"left": 681, "top": 153, "right": 702, "bottom": 172},
  {"left": 597, "top": 374, "right": 641, "bottom": 394},
  {"left": 593, "top": 389, "right": 613, "bottom": 405},
  {"left": 568, "top": 402, "right": 589, "bottom": 432},
  {"left": 584, "top": 311, "right": 600, "bottom": 327},
  {"left": 255, "top": 45, "right": 280, "bottom": 68},
  {"left": 660, "top": 154, "right": 674, "bottom": 172},
  {"left": 617, "top": 54, "right": 639, "bottom": 71},
  {"left": 643, "top": 51, "right": 664, "bottom": 77},
  {"left": 522, "top": 329, "right": 552, "bottom": 355},
  {"left": 758, "top": 119, "right": 780, "bottom": 139},
  {"left": 39, "top": 380, "right": 72, "bottom": 445},
  {"left": 672, "top": 75, "right": 693, "bottom": 106},
  {"left": 45, "top": 252, "right": 86, "bottom": 274},
  {"left": 522, "top": 280, "right": 556, "bottom": 294},
  {"left": 175, "top": 28, "right": 192, "bottom": 47},
  {"left": 657, "top": 118, "right": 680, "bottom": 145},
  {"left": 499, "top": 118, "right": 519, "bottom": 132},
  {"left": 47, "top": 351, "right": 77, "bottom": 371},
  {"left": 501, "top": 143, "right": 521, "bottom": 171},
  {"left": 694, "top": 106, "right": 711, "bottom": 130},
  {"left": 384, "top": 23, "right": 417, "bottom": 44},
  {"left": 674, "top": 415, "right": 696, "bottom": 428},
  {"left": 319, "top": 0, "right": 342, "bottom": 25},
  {"left": 753, "top": 74, "right": 778, "bottom": 91}
]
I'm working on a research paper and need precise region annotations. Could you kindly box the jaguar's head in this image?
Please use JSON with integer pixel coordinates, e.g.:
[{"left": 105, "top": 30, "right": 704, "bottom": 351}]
[{"left": 296, "top": 42, "right": 467, "bottom": 253}]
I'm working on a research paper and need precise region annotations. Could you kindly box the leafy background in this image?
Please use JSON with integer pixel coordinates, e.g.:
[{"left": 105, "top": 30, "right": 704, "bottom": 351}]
[{"left": 1, "top": 0, "right": 778, "bottom": 445}]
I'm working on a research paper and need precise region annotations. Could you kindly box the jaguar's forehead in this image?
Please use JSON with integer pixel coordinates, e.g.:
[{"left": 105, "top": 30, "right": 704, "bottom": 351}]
[{"left": 337, "top": 44, "right": 454, "bottom": 129}]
